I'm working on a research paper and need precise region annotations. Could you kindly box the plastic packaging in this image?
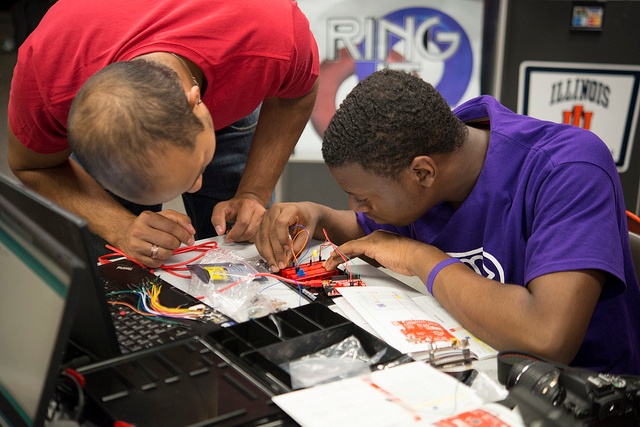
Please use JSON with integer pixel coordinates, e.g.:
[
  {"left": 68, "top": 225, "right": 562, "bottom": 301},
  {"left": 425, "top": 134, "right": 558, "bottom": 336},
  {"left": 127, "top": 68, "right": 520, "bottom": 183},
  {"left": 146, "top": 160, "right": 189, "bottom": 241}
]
[
  {"left": 470, "top": 370, "right": 509, "bottom": 403},
  {"left": 187, "top": 248, "right": 285, "bottom": 322},
  {"left": 284, "top": 335, "right": 375, "bottom": 389}
]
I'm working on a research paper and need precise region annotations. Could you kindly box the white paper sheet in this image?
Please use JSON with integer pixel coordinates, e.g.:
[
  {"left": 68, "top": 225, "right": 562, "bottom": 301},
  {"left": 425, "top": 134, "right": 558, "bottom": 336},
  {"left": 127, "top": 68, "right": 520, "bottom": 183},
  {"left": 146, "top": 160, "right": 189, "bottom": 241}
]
[
  {"left": 272, "top": 362, "right": 523, "bottom": 427},
  {"left": 337, "top": 286, "right": 497, "bottom": 359}
]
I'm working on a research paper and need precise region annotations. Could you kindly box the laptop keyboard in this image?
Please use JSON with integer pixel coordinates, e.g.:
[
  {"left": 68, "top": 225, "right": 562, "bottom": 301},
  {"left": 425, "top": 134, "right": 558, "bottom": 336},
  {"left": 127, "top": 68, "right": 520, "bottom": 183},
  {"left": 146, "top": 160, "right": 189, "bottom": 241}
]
[
  {"left": 102, "top": 276, "right": 197, "bottom": 354},
  {"left": 110, "top": 306, "right": 193, "bottom": 353}
]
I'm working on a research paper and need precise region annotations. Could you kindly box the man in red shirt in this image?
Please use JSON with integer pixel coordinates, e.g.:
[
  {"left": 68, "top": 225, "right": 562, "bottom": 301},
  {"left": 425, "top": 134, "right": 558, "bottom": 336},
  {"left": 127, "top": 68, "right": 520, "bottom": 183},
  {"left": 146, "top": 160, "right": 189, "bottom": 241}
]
[{"left": 7, "top": 0, "right": 319, "bottom": 267}]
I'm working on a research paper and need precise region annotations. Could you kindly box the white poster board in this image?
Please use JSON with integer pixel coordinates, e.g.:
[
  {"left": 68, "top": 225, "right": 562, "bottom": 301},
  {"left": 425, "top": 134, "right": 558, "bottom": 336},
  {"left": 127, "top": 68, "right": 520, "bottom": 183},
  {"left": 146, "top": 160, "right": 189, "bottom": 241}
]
[{"left": 294, "top": 0, "right": 485, "bottom": 161}]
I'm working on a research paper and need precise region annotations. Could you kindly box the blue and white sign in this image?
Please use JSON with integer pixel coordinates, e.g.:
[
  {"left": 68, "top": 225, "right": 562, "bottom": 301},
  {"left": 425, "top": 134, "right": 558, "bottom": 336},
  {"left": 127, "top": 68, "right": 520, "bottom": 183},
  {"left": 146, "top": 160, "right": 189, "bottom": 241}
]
[{"left": 294, "top": 0, "right": 484, "bottom": 160}]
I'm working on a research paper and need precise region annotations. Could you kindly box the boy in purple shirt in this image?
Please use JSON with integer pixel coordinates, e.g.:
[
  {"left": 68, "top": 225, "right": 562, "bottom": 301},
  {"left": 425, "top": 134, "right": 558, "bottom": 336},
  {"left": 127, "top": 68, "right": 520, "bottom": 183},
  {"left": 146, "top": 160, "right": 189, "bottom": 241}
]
[{"left": 256, "top": 69, "right": 640, "bottom": 375}]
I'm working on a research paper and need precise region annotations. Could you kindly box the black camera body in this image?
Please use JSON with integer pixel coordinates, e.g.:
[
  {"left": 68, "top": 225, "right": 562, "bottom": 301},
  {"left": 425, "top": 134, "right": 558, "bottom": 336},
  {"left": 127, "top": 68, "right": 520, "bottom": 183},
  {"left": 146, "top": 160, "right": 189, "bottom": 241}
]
[{"left": 505, "top": 359, "right": 640, "bottom": 426}]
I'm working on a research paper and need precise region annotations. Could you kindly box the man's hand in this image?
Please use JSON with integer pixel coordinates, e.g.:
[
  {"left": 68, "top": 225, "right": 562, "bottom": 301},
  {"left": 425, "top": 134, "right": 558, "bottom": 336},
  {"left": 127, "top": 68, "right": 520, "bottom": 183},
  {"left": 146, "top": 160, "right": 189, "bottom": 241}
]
[
  {"left": 210, "top": 195, "right": 266, "bottom": 243},
  {"left": 117, "top": 210, "right": 196, "bottom": 268}
]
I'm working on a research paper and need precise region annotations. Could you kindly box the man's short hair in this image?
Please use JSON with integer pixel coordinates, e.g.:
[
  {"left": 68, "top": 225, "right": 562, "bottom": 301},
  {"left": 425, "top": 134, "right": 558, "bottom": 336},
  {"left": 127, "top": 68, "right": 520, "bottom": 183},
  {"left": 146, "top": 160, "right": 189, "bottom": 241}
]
[
  {"left": 68, "top": 60, "right": 204, "bottom": 200},
  {"left": 322, "top": 68, "right": 468, "bottom": 179}
]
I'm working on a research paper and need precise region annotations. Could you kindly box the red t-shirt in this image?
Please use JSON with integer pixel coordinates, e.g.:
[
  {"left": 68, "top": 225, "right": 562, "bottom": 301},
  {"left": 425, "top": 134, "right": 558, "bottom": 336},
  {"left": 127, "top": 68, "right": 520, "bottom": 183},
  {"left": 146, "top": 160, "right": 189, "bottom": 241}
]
[{"left": 9, "top": 0, "right": 319, "bottom": 154}]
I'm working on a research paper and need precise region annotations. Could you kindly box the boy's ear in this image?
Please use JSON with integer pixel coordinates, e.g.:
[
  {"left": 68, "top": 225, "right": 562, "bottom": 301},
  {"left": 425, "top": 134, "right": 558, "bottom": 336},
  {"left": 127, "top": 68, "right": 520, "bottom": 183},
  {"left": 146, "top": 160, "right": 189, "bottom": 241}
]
[{"left": 411, "top": 156, "right": 437, "bottom": 187}]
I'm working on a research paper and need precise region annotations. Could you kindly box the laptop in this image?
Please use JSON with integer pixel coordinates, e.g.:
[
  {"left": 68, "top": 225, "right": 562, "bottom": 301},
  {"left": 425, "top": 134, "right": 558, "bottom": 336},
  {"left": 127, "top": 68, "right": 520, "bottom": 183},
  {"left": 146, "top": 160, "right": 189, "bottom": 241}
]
[
  {"left": 0, "top": 180, "right": 86, "bottom": 427},
  {"left": 0, "top": 175, "right": 286, "bottom": 426},
  {"left": 0, "top": 174, "right": 230, "bottom": 363}
]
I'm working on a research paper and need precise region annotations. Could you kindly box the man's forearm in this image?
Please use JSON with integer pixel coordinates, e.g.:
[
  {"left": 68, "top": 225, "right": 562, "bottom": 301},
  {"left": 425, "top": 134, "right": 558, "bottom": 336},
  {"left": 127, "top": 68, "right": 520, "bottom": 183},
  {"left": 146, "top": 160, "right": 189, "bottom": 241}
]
[
  {"left": 13, "top": 159, "right": 136, "bottom": 246},
  {"left": 235, "top": 82, "right": 319, "bottom": 206}
]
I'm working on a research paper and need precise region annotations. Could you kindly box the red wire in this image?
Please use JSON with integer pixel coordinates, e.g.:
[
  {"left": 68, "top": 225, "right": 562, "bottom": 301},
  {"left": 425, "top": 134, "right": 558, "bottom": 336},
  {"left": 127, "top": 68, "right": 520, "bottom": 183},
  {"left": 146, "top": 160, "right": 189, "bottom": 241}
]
[
  {"left": 97, "top": 231, "right": 350, "bottom": 292},
  {"left": 98, "top": 240, "right": 219, "bottom": 278},
  {"left": 216, "top": 271, "right": 323, "bottom": 293},
  {"left": 321, "top": 228, "right": 353, "bottom": 277}
]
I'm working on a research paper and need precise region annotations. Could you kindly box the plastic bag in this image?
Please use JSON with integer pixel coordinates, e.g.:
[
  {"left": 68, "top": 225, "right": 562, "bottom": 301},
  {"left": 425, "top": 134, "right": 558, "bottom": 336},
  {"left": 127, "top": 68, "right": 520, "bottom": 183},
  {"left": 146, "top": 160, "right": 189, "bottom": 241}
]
[
  {"left": 470, "top": 371, "right": 509, "bottom": 403},
  {"left": 187, "top": 248, "right": 285, "bottom": 322},
  {"left": 284, "top": 336, "right": 374, "bottom": 389}
]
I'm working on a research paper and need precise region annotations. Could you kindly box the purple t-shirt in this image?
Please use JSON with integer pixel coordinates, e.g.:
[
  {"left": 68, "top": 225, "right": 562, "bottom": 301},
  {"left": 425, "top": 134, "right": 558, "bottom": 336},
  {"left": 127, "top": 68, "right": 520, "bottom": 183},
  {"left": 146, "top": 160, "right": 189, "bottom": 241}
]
[{"left": 358, "top": 95, "right": 640, "bottom": 375}]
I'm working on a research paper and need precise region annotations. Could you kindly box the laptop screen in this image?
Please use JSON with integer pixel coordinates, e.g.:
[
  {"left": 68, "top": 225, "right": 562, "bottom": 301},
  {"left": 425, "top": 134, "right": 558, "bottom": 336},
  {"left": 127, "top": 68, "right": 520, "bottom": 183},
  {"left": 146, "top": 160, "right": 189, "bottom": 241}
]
[
  {"left": 0, "top": 184, "right": 85, "bottom": 427},
  {"left": 0, "top": 174, "right": 120, "bottom": 361}
]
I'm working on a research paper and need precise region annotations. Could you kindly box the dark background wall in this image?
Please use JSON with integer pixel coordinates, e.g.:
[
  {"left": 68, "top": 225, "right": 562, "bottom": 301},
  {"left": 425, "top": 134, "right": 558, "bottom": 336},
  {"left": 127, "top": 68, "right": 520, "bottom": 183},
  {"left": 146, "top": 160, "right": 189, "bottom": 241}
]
[{"left": 492, "top": 0, "right": 640, "bottom": 213}]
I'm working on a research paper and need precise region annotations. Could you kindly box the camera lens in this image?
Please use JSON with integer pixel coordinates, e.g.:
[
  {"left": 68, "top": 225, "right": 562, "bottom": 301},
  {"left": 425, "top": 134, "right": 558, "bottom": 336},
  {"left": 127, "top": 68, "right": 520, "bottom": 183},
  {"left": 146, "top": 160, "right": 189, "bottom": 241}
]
[{"left": 507, "top": 361, "right": 566, "bottom": 406}]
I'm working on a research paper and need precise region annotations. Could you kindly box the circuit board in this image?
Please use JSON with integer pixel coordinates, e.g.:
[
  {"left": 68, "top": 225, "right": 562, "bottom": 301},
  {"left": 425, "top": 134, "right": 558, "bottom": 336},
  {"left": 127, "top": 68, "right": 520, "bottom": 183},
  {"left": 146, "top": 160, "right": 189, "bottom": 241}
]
[
  {"left": 278, "top": 261, "right": 340, "bottom": 282},
  {"left": 277, "top": 262, "right": 366, "bottom": 299}
]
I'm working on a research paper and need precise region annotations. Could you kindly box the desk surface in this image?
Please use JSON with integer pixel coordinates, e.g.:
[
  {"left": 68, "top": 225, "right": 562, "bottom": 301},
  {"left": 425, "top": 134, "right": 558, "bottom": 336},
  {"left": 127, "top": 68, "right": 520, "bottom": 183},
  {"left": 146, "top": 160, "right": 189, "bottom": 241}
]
[
  {"left": 155, "top": 236, "right": 500, "bottom": 381},
  {"left": 90, "top": 237, "right": 520, "bottom": 426}
]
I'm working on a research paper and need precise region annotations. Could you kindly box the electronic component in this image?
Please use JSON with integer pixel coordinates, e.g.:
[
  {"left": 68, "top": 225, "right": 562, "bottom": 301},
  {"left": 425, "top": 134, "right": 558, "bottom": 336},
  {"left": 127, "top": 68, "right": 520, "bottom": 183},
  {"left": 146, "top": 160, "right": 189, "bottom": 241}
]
[
  {"left": 426, "top": 337, "right": 474, "bottom": 371},
  {"left": 277, "top": 266, "right": 366, "bottom": 299},
  {"left": 278, "top": 260, "right": 340, "bottom": 282},
  {"left": 323, "top": 274, "right": 365, "bottom": 296},
  {"left": 277, "top": 228, "right": 367, "bottom": 300}
]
